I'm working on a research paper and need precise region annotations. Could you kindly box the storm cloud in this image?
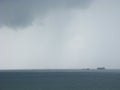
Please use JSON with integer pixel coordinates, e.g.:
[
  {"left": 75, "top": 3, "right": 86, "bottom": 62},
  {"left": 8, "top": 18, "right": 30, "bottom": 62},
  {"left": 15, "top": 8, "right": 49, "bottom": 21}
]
[
  {"left": 1, "top": 0, "right": 120, "bottom": 69},
  {"left": 0, "top": 0, "right": 92, "bottom": 28}
]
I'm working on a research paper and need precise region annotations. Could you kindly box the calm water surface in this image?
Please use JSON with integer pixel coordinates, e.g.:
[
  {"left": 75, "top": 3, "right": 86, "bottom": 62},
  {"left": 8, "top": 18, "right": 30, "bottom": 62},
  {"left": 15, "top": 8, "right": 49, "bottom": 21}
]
[{"left": 0, "top": 70, "right": 120, "bottom": 90}]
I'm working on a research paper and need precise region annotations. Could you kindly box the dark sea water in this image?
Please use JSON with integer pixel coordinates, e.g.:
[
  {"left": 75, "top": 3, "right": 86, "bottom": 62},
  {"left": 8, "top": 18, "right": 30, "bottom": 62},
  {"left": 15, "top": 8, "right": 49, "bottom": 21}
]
[{"left": 0, "top": 70, "right": 120, "bottom": 90}]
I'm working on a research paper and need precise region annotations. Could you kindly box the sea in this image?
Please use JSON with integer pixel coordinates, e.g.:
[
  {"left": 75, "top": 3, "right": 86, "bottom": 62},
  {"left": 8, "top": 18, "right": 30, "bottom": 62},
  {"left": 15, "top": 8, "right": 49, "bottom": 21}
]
[{"left": 0, "top": 69, "right": 120, "bottom": 90}]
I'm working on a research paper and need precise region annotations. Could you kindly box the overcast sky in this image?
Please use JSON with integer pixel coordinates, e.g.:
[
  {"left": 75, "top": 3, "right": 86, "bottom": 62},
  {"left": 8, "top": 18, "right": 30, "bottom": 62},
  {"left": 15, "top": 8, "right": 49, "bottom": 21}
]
[{"left": 0, "top": 0, "right": 120, "bottom": 69}]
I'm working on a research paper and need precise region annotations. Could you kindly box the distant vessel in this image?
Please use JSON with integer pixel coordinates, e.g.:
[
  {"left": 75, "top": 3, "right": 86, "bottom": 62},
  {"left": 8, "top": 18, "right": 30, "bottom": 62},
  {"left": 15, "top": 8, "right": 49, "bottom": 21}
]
[{"left": 97, "top": 67, "right": 106, "bottom": 70}]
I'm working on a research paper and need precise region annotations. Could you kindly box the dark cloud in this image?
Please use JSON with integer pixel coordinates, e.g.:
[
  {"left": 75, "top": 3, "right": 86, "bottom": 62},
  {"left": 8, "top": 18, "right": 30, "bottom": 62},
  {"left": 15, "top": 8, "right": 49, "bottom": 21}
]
[{"left": 0, "top": 0, "right": 92, "bottom": 28}]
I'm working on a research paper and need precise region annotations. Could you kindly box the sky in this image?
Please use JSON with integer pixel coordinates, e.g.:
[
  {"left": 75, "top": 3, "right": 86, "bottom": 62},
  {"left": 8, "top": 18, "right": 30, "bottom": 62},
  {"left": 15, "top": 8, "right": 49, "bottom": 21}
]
[{"left": 0, "top": 0, "right": 120, "bottom": 69}]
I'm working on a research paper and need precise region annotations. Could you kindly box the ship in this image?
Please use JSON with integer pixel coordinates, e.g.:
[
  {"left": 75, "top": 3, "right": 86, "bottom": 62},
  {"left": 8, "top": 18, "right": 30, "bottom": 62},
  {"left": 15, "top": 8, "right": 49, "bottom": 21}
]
[{"left": 97, "top": 67, "right": 106, "bottom": 70}]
